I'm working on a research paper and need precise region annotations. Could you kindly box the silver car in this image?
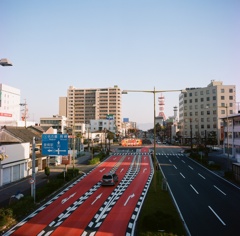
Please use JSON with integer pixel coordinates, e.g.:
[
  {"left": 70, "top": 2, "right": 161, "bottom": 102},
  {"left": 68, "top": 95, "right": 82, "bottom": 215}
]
[{"left": 101, "top": 173, "right": 118, "bottom": 186}]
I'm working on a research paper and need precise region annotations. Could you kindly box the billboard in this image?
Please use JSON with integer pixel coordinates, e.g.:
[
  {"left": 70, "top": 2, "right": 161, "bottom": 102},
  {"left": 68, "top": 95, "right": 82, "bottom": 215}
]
[{"left": 106, "top": 114, "right": 114, "bottom": 120}]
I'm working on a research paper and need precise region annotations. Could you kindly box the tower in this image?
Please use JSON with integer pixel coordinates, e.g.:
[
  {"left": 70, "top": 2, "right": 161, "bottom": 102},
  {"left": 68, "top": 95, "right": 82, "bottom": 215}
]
[{"left": 158, "top": 94, "right": 166, "bottom": 120}]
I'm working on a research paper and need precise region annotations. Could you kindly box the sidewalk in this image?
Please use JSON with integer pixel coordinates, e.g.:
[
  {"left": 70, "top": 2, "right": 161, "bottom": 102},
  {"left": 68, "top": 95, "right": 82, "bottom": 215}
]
[{"left": 0, "top": 152, "right": 94, "bottom": 208}]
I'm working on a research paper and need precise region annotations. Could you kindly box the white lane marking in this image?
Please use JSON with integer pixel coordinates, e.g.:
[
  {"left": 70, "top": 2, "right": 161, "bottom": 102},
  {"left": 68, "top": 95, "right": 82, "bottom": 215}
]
[
  {"left": 208, "top": 206, "right": 226, "bottom": 226},
  {"left": 182, "top": 160, "right": 185, "bottom": 163},
  {"left": 198, "top": 173, "right": 206, "bottom": 179},
  {"left": 190, "top": 184, "right": 199, "bottom": 194},
  {"left": 124, "top": 193, "right": 135, "bottom": 206},
  {"left": 169, "top": 159, "right": 172, "bottom": 163},
  {"left": 188, "top": 165, "right": 193, "bottom": 170},
  {"left": 173, "top": 165, "right": 177, "bottom": 169},
  {"left": 91, "top": 193, "right": 103, "bottom": 205},
  {"left": 214, "top": 185, "right": 226, "bottom": 196},
  {"left": 180, "top": 173, "right": 185, "bottom": 179}
]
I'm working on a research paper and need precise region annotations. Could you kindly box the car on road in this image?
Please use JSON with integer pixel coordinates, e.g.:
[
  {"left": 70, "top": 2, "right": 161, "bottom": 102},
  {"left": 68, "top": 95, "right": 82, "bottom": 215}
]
[{"left": 101, "top": 173, "right": 118, "bottom": 186}]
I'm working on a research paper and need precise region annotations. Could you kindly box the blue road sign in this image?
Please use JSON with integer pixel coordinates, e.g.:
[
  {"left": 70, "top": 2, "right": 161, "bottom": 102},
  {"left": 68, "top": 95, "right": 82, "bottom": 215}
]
[{"left": 42, "top": 134, "right": 68, "bottom": 156}]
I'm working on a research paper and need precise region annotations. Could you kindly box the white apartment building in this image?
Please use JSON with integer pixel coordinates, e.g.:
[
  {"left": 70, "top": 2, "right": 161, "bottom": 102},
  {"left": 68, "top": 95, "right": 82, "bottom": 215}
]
[
  {"left": 60, "top": 85, "right": 122, "bottom": 133},
  {"left": 90, "top": 119, "right": 116, "bottom": 133},
  {"left": 179, "top": 80, "right": 236, "bottom": 145},
  {"left": 0, "top": 84, "right": 21, "bottom": 126}
]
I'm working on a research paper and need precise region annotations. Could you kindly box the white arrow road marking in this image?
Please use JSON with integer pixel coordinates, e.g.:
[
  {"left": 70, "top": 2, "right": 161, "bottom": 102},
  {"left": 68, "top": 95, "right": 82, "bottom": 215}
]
[
  {"left": 91, "top": 193, "right": 103, "bottom": 205},
  {"left": 61, "top": 192, "right": 76, "bottom": 204},
  {"left": 124, "top": 193, "right": 135, "bottom": 206},
  {"left": 100, "top": 168, "right": 105, "bottom": 172},
  {"left": 143, "top": 168, "right": 147, "bottom": 173},
  {"left": 120, "top": 168, "right": 124, "bottom": 173}
]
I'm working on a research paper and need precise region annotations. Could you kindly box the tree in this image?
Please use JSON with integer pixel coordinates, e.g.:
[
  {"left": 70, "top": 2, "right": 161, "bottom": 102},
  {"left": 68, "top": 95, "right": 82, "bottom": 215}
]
[
  {"left": 45, "top": 166, "right": 50, "bottom": 182},
  {"left": 107, "top": 131, "right": 115, "bottom": 152}
]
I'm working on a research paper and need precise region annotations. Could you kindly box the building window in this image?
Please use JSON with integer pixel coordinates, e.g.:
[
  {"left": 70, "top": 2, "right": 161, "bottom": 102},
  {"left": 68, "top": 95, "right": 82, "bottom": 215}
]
[
  {"left": 229, "top": 96, "right": 233, "bottom": 100},
  {"left": 206, "top": 90, "right": 209, "bottom": 94},
  {"left": 213, "top": 96, "right": 216, "bottom": 100},
  {"left": 229, "top": 88, "right": 233, "bottom": 93},
  {"left": 189, "top": 99, "right": 192, "bottom": 103},
  {"left": 195, "top": 91, "right": 198, "bottom": 96},
  {"left": 207, "top": 111, "right": 210, "bottom": 115},
  {"left": 212, "top": 89, "right": 216, "bottom": 94},
  {"left": 221, "top": 96, "right": 225, "bottom": 100},
  {"left": 201, "top": 111, "right": 204, "bottom": 115},
  {"left": 207, "top": 97, "right": 210, "bottom": 101},
  {"left": 221, "top": 89, "right": 225, "bottom": 93},
  {"left": 189, "top": 93, "right": 192, "bottom": 97},
  {"left": 207, "top": 124, "right": 210, "bottom": 129},
  {"left": 201, "top": 98, "right": 204, "bottom": 102},
  {"left": 200, "top": 91, "right": 203, "bottom": 95},
  {"left": 195, "top": 98, "right": 198, "bottom": 102}
]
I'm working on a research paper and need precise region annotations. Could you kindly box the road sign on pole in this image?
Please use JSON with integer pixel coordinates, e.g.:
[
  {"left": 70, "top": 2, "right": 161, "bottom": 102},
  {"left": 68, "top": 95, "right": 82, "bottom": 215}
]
[{"left": 42, "top": 134, "right": 68, "bottom": 155}]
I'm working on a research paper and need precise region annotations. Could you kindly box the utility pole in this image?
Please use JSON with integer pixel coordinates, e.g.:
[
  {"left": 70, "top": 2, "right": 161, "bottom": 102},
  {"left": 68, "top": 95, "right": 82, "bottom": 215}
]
[{"left": 32, "top": 137, "right": 36, "bottom": 203}]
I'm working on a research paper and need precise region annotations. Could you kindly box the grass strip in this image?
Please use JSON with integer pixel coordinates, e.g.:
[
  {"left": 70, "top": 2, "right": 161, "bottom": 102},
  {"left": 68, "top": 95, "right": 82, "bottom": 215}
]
[{"left": 136, "top": 171, "right": 186, "bottom": 236}]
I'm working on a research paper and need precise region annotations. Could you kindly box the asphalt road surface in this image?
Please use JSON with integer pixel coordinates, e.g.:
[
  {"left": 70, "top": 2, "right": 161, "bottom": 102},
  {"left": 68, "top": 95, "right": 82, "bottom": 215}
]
[
  {"left": 3, "top": 147, "right": 153, "bottom": 236},
  {"left": 157, "top": 146, "right": 240, "bottom": 236}
]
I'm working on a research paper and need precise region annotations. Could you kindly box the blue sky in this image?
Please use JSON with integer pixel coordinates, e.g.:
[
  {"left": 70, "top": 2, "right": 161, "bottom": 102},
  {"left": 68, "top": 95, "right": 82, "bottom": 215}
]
[{"left": 1, "top": 0, "right": 239, "bottom": 130}]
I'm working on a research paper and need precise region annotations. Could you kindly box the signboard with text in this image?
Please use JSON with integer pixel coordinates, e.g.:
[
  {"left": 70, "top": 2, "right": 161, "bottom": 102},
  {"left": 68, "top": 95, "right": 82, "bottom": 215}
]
[{"left": 42, "top": 134, "right": 68, "bottom": 156}]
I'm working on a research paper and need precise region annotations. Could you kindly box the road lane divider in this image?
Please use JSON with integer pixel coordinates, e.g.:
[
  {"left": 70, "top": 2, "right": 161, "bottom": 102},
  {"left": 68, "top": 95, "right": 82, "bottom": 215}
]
[
  {"left": 190, "top": 184, "right": 199, "bottom": 194},
  {"left": 180, "top": 173, "right": 185, "bottom": 179},
  {"left": 214, "top": 185, "right": 226, "bottom": 196},
  {"left": 198, "top": 173, "right": 206, "bottom": 179},
  {"left": 208, "top": 206, "right": 226, "bottom": 226}
]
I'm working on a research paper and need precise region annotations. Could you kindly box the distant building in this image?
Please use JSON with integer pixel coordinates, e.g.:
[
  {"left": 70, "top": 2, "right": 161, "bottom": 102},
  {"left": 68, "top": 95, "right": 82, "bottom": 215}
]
[
  {"left": 59, "top": 85, "right": 122, "bottom": 133},
  {"left": 0, "top": 84, "right": 21, "bottom": 126},
  {"left": 40, "top": 115, "right": 67, "bottom": 134},
  {"left": 179, "top": 80, "right": 236, "bottom": 145},
  {"left": 221, "top": 113, "right": 240, "bottom": 162}
]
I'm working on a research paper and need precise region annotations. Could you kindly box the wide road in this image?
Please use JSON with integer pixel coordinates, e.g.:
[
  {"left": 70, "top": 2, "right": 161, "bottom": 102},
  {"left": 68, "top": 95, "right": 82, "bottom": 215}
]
[
  {"left": 4, "top": 147, "right": 153, "bottom": 236},
  {"left": 156, "top": 146, "right": 240, "bottom": 236}
]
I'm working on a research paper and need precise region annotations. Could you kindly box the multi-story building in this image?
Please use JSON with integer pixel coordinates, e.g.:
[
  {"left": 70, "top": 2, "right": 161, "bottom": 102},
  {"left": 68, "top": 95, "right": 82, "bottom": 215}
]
[
  {"left": 0, "top": 84, "right": 21, "bottom": 126},
  {"left": 221, "top": 113, "right": 240, "bottom": 161},
  {"left": 179, "top": 80, "right": 236, "bottom": 145},
  {"left": 60, "top": 85, "right": 122, "bottom": 133},
  {"left": 40, "top": 115, "right": 68, "bottom": 134}
]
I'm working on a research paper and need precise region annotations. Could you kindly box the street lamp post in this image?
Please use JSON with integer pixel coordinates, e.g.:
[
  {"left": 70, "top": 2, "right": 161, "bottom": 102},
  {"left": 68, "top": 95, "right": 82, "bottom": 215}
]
[{"left": 122, "top": 88, "right": 186, "bottom": 191}]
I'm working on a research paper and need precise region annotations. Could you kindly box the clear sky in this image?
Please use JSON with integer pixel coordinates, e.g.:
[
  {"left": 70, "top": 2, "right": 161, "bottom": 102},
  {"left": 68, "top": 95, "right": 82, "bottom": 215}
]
[{"left": 1, "top": 0, "right": 239, "bottom": 130}]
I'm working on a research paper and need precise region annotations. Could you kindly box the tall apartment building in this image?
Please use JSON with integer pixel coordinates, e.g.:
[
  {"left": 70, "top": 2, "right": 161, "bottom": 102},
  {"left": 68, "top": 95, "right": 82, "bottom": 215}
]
[
  {"left": 0, "top": 84, "right": 21, "bottom": 126},
  {"left": 60, "top": 85, "right": 122, "bottom": 132},
  {"left": 179, "top": 80, "right": 236, "bottom": 144}
]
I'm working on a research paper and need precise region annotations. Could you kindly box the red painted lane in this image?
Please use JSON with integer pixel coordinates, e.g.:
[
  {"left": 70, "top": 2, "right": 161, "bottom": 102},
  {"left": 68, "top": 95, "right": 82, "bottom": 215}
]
[
  {"left": 11, "top": 155, "right": 120, "bottom": 236},
  {"left": 51, "top": 155, "right": 134, "bottom": 236},
  {"left": 96, "top": 150, "right": 151, "bottom": 235}
]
